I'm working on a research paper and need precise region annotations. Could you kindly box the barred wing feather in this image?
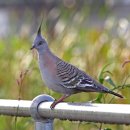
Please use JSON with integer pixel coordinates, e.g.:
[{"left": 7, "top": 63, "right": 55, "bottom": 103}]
[{"left": 56, "top": 60, "right": 96, "bottom": 91}]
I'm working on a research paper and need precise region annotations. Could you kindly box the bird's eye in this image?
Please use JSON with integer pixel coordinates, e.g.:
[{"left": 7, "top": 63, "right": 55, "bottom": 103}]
[{"left": 38, "top": 41, "right": 42, "bottom": 45}]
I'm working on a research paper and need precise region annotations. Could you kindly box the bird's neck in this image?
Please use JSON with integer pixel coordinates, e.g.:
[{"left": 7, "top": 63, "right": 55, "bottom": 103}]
[
  {"left": 38, "top": 47, "right": 57, "bottom": 67},
  {"left": 39, "top": 46, "right": 51, "bottom": 55}
]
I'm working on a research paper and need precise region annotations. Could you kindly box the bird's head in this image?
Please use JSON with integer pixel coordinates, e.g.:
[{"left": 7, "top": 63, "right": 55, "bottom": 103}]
[{"left": 31, "top": 20, "right": 48, "bottom": 52}]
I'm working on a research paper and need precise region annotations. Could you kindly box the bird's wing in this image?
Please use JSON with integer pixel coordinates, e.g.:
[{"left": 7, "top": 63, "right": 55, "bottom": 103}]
[
  {"left": 56, "top": 60, "right": 123, "bottom": 97},
  {"left": 56, "top": 60, "right": 96, "bottom": 91}
]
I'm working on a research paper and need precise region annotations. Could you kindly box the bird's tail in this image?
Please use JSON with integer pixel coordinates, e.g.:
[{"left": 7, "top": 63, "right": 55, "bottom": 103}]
[
  {"left": 107, "top": 90, "right": 123, "bottom": 98},
  {"left": 95, "top": 81, "right": 123, "bottom": 98}
]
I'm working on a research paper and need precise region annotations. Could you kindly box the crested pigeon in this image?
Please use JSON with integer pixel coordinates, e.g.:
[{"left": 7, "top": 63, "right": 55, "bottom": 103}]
[{"left": 31, "top": 23, "right": 123, "bottom": 109}]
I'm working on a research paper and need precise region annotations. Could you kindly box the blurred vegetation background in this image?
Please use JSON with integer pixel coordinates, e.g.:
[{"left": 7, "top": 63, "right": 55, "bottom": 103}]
[{"left": 0, "top": 0, "right": 130, "bottom": 130}]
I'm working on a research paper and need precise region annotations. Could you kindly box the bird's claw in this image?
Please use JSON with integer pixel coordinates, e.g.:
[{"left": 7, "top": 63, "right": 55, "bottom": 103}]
[
  {"left": 50, "top": 101, "right": 57, "bottom": 110},
  {"left": 50, "top": 104, "right": 54, "bottom": 110}
]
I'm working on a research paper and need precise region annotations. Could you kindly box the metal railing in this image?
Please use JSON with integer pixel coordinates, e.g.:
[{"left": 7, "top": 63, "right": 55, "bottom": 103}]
[{"left": 0, "top": 94, "right": 130, "bottom": 130}]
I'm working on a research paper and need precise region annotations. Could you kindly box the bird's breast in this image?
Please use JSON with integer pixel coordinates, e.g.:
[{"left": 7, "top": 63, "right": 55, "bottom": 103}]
[{"left": 38, "top": 53, "right": 57, "bottom": 88}]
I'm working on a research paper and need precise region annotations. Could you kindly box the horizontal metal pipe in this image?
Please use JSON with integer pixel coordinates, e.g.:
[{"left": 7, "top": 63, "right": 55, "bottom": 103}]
[
  {"left": 0, "top": 99, "right": 31, "bottom": 117},
  {"left": 0, "top": 99, "right": 130, "bottom": 124}
]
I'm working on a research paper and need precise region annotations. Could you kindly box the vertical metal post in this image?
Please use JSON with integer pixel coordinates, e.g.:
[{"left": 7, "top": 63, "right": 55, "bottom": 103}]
[
  {"left": 35, "top": 120, "right": 53, "bottom": 130},
  {"left": 30, "top": 94, "right": 55, "bottom": 130}
]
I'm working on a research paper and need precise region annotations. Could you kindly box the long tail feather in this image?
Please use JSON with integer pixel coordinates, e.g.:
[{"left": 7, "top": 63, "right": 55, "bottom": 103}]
[
  {"left": 108, "top": 90, "right": 123, "bottom": 98},
  {"left": 95, "top": 82, "right": 123, "bottom": 98}
]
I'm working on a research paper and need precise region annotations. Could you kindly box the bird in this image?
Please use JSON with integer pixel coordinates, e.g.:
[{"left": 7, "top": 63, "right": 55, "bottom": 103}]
[{"left": 31, "top": 22, "right": 123, "bottom": 109}]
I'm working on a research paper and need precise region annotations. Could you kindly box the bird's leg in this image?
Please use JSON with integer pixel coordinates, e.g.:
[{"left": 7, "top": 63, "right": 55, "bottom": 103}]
[{"left": 50, "top": 94, "right": 70, "bottom": 109}]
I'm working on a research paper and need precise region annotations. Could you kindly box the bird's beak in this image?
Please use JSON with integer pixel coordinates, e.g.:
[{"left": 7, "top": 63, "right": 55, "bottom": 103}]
[{"left": 30, "top": 45, "right": 35, "bottom": 50}]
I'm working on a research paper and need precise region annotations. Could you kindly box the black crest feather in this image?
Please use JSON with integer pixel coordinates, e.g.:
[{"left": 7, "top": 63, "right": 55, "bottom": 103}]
[{"left": 37, "top": 17, "right": 44, "bottom": 35}]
